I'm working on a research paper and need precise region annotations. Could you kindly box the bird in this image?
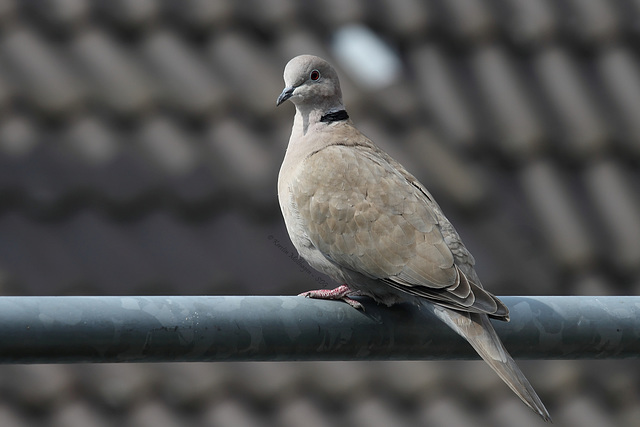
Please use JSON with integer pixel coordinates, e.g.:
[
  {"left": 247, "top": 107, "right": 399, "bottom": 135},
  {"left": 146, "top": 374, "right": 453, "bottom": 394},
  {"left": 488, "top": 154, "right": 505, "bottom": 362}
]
[{"left": 276, "top": 54, "right": 551, "bottom": 422}]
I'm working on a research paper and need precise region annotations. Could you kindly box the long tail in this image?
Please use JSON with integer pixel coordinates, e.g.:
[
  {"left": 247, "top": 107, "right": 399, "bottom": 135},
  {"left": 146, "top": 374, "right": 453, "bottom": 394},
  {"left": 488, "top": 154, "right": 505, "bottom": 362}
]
[{"left": 429, "top": 305, "right": 552, "bottom": 422}]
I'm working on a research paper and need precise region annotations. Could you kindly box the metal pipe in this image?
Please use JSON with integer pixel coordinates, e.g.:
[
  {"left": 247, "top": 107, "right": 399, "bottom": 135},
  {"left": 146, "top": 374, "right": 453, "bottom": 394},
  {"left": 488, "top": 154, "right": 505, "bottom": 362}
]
[{"left": 0, "top": 296, "right": 637, "bottom": 363}]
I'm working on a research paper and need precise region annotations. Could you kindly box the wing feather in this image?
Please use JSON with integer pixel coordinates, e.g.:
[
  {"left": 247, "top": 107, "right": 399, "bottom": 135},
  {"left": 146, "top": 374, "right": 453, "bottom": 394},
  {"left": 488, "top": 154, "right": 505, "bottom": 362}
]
[{"left": 292, "top": 142, "right": 507, "bottom": 319}]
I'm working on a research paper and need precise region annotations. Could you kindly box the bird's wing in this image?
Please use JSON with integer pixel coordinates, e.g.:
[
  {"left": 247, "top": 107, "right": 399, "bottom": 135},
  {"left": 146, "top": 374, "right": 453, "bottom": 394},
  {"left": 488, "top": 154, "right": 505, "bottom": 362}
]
[{"left": 290, "top": 138, "right": 507, "bottom": 318}]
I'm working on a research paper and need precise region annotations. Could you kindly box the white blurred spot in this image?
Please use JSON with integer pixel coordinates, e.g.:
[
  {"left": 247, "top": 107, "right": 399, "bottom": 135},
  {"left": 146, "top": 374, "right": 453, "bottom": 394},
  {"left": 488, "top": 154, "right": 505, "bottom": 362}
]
[{"left": 331, "top": 24, "right": 402, "bottom": 90}]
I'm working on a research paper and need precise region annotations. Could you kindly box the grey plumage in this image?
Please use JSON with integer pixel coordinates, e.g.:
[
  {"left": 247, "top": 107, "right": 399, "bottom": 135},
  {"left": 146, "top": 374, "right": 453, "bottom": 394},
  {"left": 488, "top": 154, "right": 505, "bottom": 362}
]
[{"left": 276, "top": 54, "right": 551, "bottom": 422}]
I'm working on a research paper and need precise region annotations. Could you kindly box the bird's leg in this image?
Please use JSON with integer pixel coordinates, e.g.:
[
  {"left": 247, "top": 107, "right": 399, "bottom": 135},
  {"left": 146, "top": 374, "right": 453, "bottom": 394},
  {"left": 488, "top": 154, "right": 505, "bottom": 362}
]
[{"left": 298, "top": 284, "right": 364, "bottom": 310}]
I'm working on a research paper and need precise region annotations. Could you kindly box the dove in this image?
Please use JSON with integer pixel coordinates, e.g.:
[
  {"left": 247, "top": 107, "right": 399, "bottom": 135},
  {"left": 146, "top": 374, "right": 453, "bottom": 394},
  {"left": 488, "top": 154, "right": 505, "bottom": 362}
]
[{"left": 276, "top": 54, "right": 551, "bottom": 422}]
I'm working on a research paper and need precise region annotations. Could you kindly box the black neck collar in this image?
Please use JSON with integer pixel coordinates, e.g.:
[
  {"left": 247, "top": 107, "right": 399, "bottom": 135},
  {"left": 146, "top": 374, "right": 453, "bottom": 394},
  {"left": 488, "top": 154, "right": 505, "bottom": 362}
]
[{"left": 320, "top": 110, "right": 349, "bottom": 123}]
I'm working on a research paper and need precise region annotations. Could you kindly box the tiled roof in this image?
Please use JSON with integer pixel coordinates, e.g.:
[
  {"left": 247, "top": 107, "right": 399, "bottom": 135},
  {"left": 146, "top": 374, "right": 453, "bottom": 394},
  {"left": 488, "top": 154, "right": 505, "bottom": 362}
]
[{"left": 0, "top": 1, "right": 639, "bottom": 425}]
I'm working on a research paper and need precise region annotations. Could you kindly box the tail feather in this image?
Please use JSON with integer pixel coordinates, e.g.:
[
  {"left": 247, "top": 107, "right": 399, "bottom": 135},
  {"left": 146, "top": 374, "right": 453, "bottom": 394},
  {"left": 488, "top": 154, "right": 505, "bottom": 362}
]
[{"left": 429, "top": 305, "right": 552, "bottom": 423}]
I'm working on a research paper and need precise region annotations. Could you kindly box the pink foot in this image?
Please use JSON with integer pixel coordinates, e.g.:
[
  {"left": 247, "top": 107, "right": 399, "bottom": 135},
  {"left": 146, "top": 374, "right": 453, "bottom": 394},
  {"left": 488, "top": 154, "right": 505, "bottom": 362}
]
[{"left": 298, "top": 284, "right": 364, "bottom": 310}]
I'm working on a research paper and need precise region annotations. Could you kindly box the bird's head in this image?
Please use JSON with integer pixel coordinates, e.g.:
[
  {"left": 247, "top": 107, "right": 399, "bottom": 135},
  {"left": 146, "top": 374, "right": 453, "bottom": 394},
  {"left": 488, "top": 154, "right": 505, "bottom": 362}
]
[{"left": 276, "top": 55, "right": 344, "bottom": 110}]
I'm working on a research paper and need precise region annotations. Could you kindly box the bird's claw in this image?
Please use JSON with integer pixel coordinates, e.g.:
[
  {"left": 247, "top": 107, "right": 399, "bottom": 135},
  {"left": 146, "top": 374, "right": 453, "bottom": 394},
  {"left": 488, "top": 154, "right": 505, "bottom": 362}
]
[{"left": 298, "top": 285, "right": 364, "bottom": 310}]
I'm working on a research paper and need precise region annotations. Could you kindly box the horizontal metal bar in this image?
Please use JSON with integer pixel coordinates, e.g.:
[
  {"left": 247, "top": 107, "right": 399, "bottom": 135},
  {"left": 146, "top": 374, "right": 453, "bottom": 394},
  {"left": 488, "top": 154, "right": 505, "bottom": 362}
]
[{"left": 0, "top": 295, "right": 637, "bottom": 363}]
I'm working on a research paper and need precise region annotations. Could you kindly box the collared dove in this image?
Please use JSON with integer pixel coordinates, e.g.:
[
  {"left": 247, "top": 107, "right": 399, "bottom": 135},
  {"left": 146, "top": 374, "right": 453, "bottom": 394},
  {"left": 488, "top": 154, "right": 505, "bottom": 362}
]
[{"left": 276, "top": 54, "right": 551, "bottom": 422}]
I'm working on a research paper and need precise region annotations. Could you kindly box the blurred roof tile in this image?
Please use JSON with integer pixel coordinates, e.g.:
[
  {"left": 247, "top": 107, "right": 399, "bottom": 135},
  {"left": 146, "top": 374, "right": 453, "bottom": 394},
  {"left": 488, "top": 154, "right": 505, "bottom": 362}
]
[
  {"left": 466, "top": 213, "right": 559, "bottom": 295},
  {"left": 471, "top": 44, "right": 545, "bottom": 161},
  {"left": 370, "top": 361, "right": 443, "bottom": 401},
  {"left": 449, "top": 361, "right": 504, "bottom": 396},
  {"left": 1, "top": 29, "right": 84, "bottom": 116},
  {"left": 71, "top": 30, "right": 153, "bottom": 116},
  {"left": 202, "top": 399, "right": 268, "bottom": 427},
  {"left": 92, "top": 0, "right": 159, "bottom": 30},
  {"left": 409, "top": 45, "right": 478, "bottom": 149},
  {"left": 153, "top": 364, "right": 224, "bottom": 408},
  {"left": 0, "top": 403, "right": 29, "bottom": 427},
  {"left": 237, "top": 0, "right": 299, "bottom": 33},
  {"left": 534, "top": 360, "right": 583, "bottom": 396},
  {"left": 128, "top": 401, "right": 190, "bottom": 427},
  {"left": 558, "top": 396, "right": 617, "bottom": 427},
  {"left": 0, "top": 64, "right": 15, "bottom": 113},
  {"left": 303, "top": 362, "right": 369, "bottom": 398},
  {"left": 563, "top": 0, "right": 620, "bottom": 45},
  {"left": 141, "top": 30, "right": 229, "bottom": 117},
  {"left": 596, "top": 46, "right": 640, "bottom": 157},
  {"left": 0, "top": 0, "right": 16, "bottom": 26},
  {"left": 519, "top": 159, "right": 596, "bottom": 270},
  {"left": 374, "top": 0, "right": 433, "bottom": 39},
  {"left": 4, "top": 365, "right": 74, "bottom": 411},
  {"left": 206, "top": 118, "right": 276, "bottom": 199},
  {"left": 308, "top": 0, "right": 366, "bottom": 29},
  {"left": 355, "top": 117, "right": 414, "bottom": 169},
  {"left": 137, "top": 115, "right": 198, "bottom": 176},
  {"left": 584, "top": 159, "right": 640, "bottom": 274},
  {"left": 348, "top": 397, "right": 414, "bottom": 427},
  {"left": 64, "top": 116, "right": 120, "bottom": 166},
  {"left": 618, "top": 0, "right": 640, "bottom": 37},
  {"left": 418, "top": 395, "right": 483, "bottom": 427},
  {"left": 404, "top": 128, "right": 487, "bottom": 210},
  {"left": 0, "top": 114, "right": 38, "bottom": 158},
  {"left": 491, "top": 398, "right": 550, "bottom": 427},
  {"left": 208, "top": 31, "right": 283, "bottom": 117},
  {"left": 533, "top": 46, "right": 610, "bottom": 159},
  {"left": 571, "top": 271, "right": 615, "bottom": 295},
  {"left": 74, "top": 364, "right": 153, "bottom": 410},
  {"left": 50, "top": 401, "right": 112, "bottom": 427},
  {"left": 437, "top": 0, "right": 496, "bottom": 42},
  {"left": 277, "top": 396, "right": 338, "bottom": 427},
  {"left": 276, "top": 28, "right": 330, "bottom": 61},
  {"left": 620, "top": 405, "right": 640, "bottom": 427},
  {"left": 601, "top": 362, "right": 640, "bottom": 406},
  {"left": 230, "top": 362, "right": 301, "bottom": 402},
  {"left": 22, "top": 0, "right": 89, "bottom": 32},
  {"left": 499, "top": 0, "right": 558, "bottom": 46},
  {"left": 368, "top": 81, "right": 421, "bottom": 123},
  {"left": 162, "top": 0, "right": 234, "bottom": 33}
]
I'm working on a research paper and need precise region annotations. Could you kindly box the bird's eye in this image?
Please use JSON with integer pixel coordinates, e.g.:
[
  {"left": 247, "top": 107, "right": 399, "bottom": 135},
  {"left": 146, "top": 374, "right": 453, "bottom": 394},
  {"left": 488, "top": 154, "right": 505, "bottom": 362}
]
[{"left": 310, "top": 70, "right": 320, "bottom": 81}]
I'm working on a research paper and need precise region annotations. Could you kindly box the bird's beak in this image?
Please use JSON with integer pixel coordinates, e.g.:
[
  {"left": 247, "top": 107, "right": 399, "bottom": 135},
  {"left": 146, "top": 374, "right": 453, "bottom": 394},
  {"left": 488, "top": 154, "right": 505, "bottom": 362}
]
[{"left": 276, "top": 86, "right": 295, "bottom": 106}]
